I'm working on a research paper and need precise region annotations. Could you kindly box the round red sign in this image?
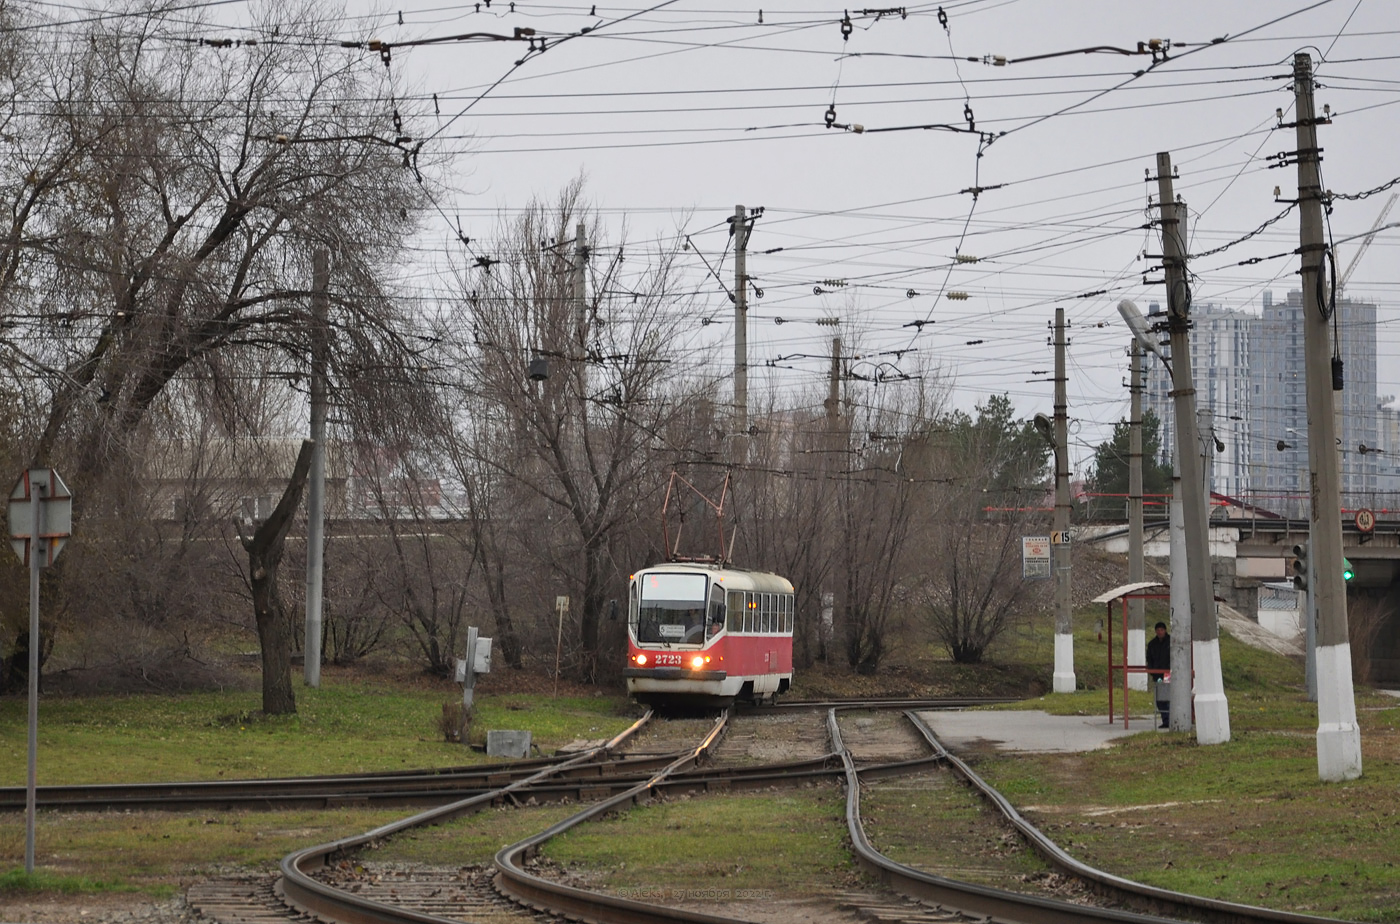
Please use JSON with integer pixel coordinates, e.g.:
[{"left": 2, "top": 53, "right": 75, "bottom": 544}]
[{"left": 1355, "top": 508, "right": 1376, "bottom": 533}]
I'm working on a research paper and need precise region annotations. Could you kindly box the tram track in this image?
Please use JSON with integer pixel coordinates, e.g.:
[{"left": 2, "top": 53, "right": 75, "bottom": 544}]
[
  {"left": 1, "top": 752, "right": 849, "bottom": 814},
  {"left": 60, "top": 697, "right": 1361, "bottom": 924},
  {"left": 835, "top": 707, "right": 1358, "bottom": 924}
]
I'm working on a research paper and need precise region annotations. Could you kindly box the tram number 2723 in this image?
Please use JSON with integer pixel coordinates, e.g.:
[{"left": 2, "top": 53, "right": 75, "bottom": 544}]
[{"left": 649, "top": 652, "right": 685, "bottom": 666}]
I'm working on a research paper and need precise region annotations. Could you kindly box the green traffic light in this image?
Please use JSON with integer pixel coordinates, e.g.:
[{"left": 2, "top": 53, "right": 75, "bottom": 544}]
[{"left": 1343, "top": 557, "right": 1354, "bottom": 581}]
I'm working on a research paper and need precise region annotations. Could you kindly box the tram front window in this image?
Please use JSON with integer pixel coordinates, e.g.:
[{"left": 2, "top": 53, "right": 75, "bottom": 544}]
[{"left": 634, "top": 573, "right": 709, "bottom": 645}]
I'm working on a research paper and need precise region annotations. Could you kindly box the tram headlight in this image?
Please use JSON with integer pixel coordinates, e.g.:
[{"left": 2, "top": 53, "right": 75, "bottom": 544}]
[
  {"left": 635, "top": 653, "right": 648, "bottom": 666},
  {"left": 691, "top": 655, "right": 705, "bottom": 670}
]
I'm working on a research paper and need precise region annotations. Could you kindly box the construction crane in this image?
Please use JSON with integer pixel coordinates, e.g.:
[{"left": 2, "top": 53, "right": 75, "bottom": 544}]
[{"left": 1339, "top": 191, "right": 1398, "bottom": 291}]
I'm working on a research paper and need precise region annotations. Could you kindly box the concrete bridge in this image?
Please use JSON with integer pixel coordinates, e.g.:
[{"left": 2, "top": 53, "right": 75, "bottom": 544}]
[{"left": 1086, "top": 516, "right": 1400, "bottom": 685}]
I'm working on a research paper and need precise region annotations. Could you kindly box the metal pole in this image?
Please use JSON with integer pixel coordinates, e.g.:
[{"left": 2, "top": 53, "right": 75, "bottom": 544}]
[
  {"left": 463, "top": 626, "right": 478, "bottom": 712},
  {"left": 553, "top": 598, "right": 566, "bottom": 699},
  {"left": 1051, "top": 307, "right": 1075, "bottom": 693},
  {"left": 733, "top": 205, "right": 749, "bottom": 452},
  {"left": 1157, "top": 151, "right": 1230, "bottom": 744},
  {"left": 1305, "top": 537, "right": 1318, "bottom": 701},
  {"left": 305, "top": 251, "right": 329, "bottom": 688},
  {"left": 1293, "top": 52, "right": 1362, "bottom": 780},
  {"left": 1128, "top": 341, "right": 1147, "bottom": 690},
  {"left": 25, "top": 476, "right": 44, "bottom": 875}
]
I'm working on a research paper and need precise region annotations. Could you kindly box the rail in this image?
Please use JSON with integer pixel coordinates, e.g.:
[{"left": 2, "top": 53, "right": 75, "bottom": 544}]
[{"left": 900, "top": 711, "right": 1354, "bottom": 924}]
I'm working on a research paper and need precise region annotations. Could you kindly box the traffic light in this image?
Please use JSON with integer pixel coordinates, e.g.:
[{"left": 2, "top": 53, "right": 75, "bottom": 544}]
[
  {"left": 1343, "top": 557, "right": 1355, "bottom": 582},
  {"left": 1291, "top": 542, "right": 1309, "bottom": 591}
]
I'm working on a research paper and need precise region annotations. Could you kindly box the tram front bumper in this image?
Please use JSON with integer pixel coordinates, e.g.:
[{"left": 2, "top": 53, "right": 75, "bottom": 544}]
[{"left": 622, "top": 667, "right": 728, "bottom": 681}]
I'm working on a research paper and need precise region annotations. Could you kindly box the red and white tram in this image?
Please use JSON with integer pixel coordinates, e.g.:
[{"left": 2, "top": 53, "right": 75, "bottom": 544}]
[{"left": 623, "top": 563, "right": 794, "bottom": 705}]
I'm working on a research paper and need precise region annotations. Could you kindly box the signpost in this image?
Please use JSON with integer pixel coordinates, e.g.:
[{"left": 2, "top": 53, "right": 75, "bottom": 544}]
[
  {"left": 8, "top": 468, "right": 73, "bottom": 875},
  {"left": 1022, "top": 536, "right": 1051, "bottom": 580}
]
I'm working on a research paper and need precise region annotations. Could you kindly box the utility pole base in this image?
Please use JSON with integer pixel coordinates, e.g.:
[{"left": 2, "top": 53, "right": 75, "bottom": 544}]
[
  {"left": 1192, "top": 638, "right": 1231, "bottom": 745},
  {"left": 1316, "top": 643, "right": 1363, "bottom": 781},
  {"left": 1052, "top": 633, "right": 1076, "bottom": 693},
  {"left": 1127, "top": 629, "right": 1147, "bottom": 691}
]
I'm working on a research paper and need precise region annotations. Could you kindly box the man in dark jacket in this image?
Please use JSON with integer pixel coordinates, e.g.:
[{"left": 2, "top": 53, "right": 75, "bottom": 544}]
[{"left": 1145, "top": 621, "right": 1171, "bottom": 728}]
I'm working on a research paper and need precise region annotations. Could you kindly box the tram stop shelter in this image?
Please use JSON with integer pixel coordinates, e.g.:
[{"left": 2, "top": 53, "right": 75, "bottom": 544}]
[{"left": 1093, "top": 581, "right": 1171, "bottom": 729}]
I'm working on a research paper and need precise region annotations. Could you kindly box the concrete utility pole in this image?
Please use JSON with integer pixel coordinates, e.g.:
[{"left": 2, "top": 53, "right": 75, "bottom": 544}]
[
  {"left": 1292, "top": 52, "right": 1362, "bottom": 780},
  {"left": 1051, "top": 307, "right": 1075, "bottom": 693},
  {"left": 732, "top": 205, "right": 750, "bottom": 450},
  {"left": 825, "top": 336, "right": 842, "bottom": 430},
  {"left": 304, "top": 251, "right": 329, "bottom": 688},
  {"left": 1304, "top": 538, "right": 1318, "bottom": 702},
  {"left": 1156, "top": 151, "right": 1230, "bottom": 744},
  {"left": 575, "top": 222, "right": 589, "bottom": 396},
  {"left": 1167, "top": 483, "right": 1192, "bottom": 731},
  {"left": 1127, "top": 341, "right": 1147, "bottom": 691}
]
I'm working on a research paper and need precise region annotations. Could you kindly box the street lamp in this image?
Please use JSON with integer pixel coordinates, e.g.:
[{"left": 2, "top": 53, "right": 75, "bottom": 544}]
[{"left": 1119, "top": 298, "right": 1227, "bottom": 740}]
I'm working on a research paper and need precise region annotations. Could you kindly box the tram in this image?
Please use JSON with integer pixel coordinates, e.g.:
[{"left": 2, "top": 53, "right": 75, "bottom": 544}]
[{"left": 623, "top": 562, "right": 794, "bottom": 705}]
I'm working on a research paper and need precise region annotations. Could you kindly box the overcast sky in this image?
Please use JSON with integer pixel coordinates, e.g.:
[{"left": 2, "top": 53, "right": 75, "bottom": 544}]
[{"left": 195, "top": 0, "right": 1400, "bottom": 475}]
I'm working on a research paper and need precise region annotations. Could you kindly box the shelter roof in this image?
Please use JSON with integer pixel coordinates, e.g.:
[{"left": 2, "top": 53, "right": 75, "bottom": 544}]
[{"left": 1090, "top": 581, "right": 1168, "bottom": 604}]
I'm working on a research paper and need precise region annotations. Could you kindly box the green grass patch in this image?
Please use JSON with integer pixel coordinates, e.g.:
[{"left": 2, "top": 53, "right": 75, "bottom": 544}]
[
  {"left": 0, "top": 867, "right": 156, "bottom": 895},
  {"left": 368, "top": 802, "right": 585, "bottom": 866},
  {"left": 544, "top": 786, "right": 861, "bottom": 898},
  {"left": 968, "top": 683, "right": 1400, "bottom": 920},
  {"left": 0, "top": 808, "right": 411, "bottom": 893},
  {"left": 0, "top": 679, "right": 637, "bottom": 785},
  {"left": 860, "top": 772, "right": 1050, "bottom": 889}
]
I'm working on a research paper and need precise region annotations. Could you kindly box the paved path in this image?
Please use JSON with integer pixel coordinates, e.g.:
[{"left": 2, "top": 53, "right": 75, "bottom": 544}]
[{"left": 918, "top": 709, "right": 1160, "bottom": 753}]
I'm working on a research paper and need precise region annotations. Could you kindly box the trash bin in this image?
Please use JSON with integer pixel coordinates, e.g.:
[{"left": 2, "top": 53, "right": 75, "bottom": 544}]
[{"left": 1155, "top": 679, "right": 1171, "bottom": 725}]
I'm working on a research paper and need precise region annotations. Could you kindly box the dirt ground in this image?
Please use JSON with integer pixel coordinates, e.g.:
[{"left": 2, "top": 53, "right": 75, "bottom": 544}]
[
  {"left": 711, "top": 711, "right": 832, "bottom": 765},
  {"left": 835, "top": 712, "right": 929, "bottom": 763},
  {"left": 0, "top": 891, "right": 197, "bottom": 924}
]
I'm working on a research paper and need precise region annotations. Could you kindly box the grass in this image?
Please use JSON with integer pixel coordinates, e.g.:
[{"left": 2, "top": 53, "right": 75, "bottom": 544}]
[
  {"left": 0, "top": 807, "right": 410, "bottom": 895},
  {"left": 368, "top": 802, "right": 585, "bottom": 866},
  {"left": 4, "top": 613, "right": 1399, "bottom": 919},
  {"left": 964, "top": 646, "right": 1400, "bottom": 922},
  {"left": 859, "top": 771, "right": 1051, "bottom": 889},
  {"left": 0, "top": 867, "right": 156, "bottom": 896},
  {"left": 543, "top": 787, "right": 862, "bottom": 900},
  {"left": 0, "top": 676, "right": 638, "bottom": 785}
]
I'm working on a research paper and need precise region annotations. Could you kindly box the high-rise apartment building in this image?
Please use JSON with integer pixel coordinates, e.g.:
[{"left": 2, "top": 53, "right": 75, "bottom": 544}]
[
  {"left": 1252, "top": 290, "right": 1380, "bottom": 514},
  {"left": 1141, "top": 290, "right": 1388, "bottom": 516},
  {"left": 1142, "top": 302, "right": 1256, "bottom": 500}
]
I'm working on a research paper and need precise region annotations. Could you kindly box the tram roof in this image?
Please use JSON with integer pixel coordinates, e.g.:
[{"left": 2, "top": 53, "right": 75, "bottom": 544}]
[{"left": 635, "top": 562, "right": 794, "bottom": 593}]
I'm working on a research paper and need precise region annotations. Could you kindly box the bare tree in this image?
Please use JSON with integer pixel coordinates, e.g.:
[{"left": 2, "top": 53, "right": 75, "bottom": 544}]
[
  {"left": 915, "top": 494, "right": 1040, "bottom": 663},
  {"left": 442, "top": 181, "right": 701, "bottom": 681},
  {"left": 828, "top": 370, "right": 945, "bottom": 674},
  {"left": 0, "top": 2, "right": 427, "bottom": 482},
  {"left": 237, "top": 440, "right": 314, "bottom": 715},
  {"left": 0, "top": 1, "right": 436, "bottom": 687},
  {"left": 733, "top": 392, "right": 838, "bottom": 668},
  {"left": 913, "top": 397, "right": 1049, "bottom": 663}
]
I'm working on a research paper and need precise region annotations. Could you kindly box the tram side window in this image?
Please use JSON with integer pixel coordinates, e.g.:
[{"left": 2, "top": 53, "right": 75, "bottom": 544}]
[
  {"left": 745, "top": 593, "right": 755, "bottom": 633},
  {"left": 763, "top": 593, "right": 773, "bottom": 632},
  {"left": 709, "top": 586, "right": 725, "bottom": 636},
  {"left": 728, "top": 591, "right": 743, "bottom": 632},
  {"left": 786, "top": 595, "right": 794, "bottom": 633}
]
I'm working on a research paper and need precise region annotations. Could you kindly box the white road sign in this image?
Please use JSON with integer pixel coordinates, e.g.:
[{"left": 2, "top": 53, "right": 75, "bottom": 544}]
[{"left": 8, "top": 468, "right": 72, "bottom": 568}]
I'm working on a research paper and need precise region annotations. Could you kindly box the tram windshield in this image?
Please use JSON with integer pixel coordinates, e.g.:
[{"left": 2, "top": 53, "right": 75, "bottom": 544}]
[{"left": 633, "top": 572, "right": 709, "bottom": 645}]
